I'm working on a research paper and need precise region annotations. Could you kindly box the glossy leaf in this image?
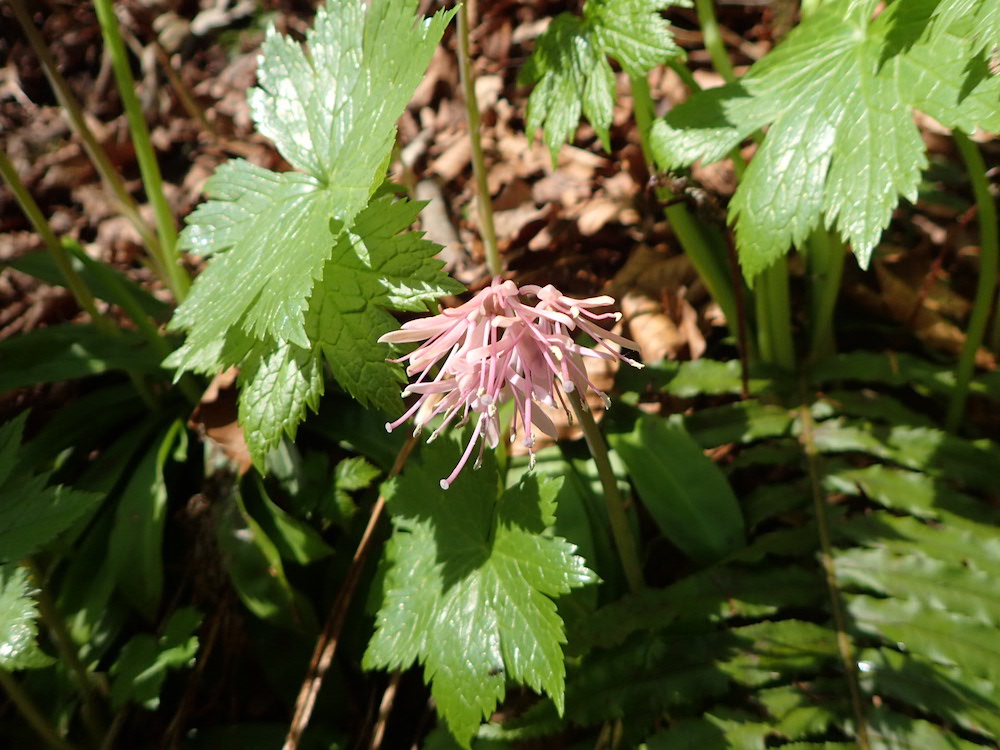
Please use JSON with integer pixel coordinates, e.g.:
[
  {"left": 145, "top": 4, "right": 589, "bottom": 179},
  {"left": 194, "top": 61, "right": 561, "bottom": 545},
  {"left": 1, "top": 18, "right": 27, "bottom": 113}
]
[
  {"left": 521, "top": 0, "right": 685, "bottom": 159},
  {"left": 0, "top": 564, "right": 54, "bottom": 671},
  {"left": 651, "top": 0, "right": 1000, "bottom": 276},
  {"left": 108, "top": 421, "right": 183, "bottom": 619},
  {"left": 364, "top": 434, "right": 596, "bottom": 746},
  {"left": 610, "top": 414, "right": 744, "bottom": 564},
  {"left": 167, "top": 0, "right": 461, "bottom": 466}
]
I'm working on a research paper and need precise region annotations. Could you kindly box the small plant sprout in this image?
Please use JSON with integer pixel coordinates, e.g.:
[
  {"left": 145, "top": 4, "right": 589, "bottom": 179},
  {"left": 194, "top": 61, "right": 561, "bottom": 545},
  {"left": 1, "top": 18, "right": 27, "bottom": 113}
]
[{"left": 379, "top": 278, "right": 643, "bottom": 489}]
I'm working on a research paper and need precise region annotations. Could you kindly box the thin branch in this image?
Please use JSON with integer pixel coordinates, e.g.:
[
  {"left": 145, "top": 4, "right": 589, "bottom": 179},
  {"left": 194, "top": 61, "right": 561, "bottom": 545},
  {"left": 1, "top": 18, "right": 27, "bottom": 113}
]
[
  {"left": 368, "top": 670, "right": 402, "bottom": 750},
  {"left": 282, "top": 434, "right": 418, "bottom": 750},
  {"left": 0, "top": 669, "right": 81, "bottom": 750},
  {"left": 796, "top": 387, "right": 870, "bottom": 750}
]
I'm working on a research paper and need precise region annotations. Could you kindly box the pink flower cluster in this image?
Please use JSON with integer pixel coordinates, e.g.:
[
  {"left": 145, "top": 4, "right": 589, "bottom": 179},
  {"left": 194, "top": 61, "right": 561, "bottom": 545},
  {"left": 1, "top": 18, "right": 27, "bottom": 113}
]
[{"left": 378, "top": 278, "right": 642, "bottom": 489}]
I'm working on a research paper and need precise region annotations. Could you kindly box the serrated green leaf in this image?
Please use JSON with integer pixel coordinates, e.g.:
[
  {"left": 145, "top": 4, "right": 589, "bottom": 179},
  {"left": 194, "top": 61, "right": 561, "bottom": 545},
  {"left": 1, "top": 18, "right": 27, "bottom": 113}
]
[
  {"left": 837, "top": 546, "right": 1000, "bottom": 627},
  {"left": 652, "top": 1, "right": 1000, "bottom": 277},
  {"left": 334, "top": 456, "right": 380, "bottom": 492},
  {"left": 931, "top": 0, "right": 1000, "bottom": 56},
  {"left": 522, "top": 14, "right": 613, "bottom": 158},
  {"left": 110, "top": 607, "right": 202, "bottom": 709},
  {"left": 239, "top": 342, "right": 324, "bottom": 466},
  {"left": 169, "top": 0, "right": 460, "bottom": 466},
  {"left": 570, "top": 563, "right": 821, "bottom": 652},
  {"left": 858, "top": 647, "right": 1000, "bottom": 739},
  {"left": 850, "top": 595, "right": 1000, "bottom": 688},
  {"left": 522, "top": 0, "right": 684, "bottom": 160},
  {"left": 363, "top": 434, "right": 595, "bottom": 746},
  {"left": 682, "top": 400, "right": 794, "bottom": 448},
  {"left": 586, "top": 0, "right": 687, "bottom": 73},
  {"left": 0, "top": 414, "right": 104, "bottom": 564},
  {"left": 0, "top": 564, "right": 54, "bottom": 671}
]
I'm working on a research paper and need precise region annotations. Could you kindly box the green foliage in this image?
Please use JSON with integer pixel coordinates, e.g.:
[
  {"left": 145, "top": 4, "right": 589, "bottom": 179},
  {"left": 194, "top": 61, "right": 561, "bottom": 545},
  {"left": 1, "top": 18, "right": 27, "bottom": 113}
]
[
  {"left": 215, "top": 484, "right": 317, "bottom": 632},
  {"left": 609, "top": 413, "right": 745, "bottom": 564},
  {"left": 651, "top": 0, "right": 1000, "bottom": 278},
  {"left": 481, "top": 356, "right": 1000, "bottom": 747},
  {"left": 166, "top": 0, "right": 462, "bottom": 465},
  {"left": 0, "top": 413, "right": 104, "bottom": 564},
  {"left": 109, "top": 607, "right": 201, "bottom": 709},
  {"left": 364, "top": 434, "right": 596, "bottom": 747},
  {"left": 0, "top": 564, "right": 54, "bottom": 671},
  {"left": 108, "top": 421, "right": 184, "bottom": 619},
  {"left": 521, "top": 0, "right": 686, "bottom": 160},
  {"left": 0, "top": 324, "right": 163, "bottom": 393}
]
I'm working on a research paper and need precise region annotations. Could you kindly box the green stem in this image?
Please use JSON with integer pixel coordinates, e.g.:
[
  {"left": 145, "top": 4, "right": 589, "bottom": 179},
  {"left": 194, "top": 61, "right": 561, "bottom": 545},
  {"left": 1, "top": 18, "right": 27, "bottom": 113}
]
[
  {"left": 93, "top": 0, "right": 189, "bottom": 303},
  {"left": 456, "top": 3, "right": 501, "bottom": 277},
  {"left": 946, "top": 131, "right": 998, "bottom": 432},
  {"left": 8, "top": 0, "right": 175, "bottom": 299},
  {"left": 755, "top": 257, "right": 795, "bottom": 370},
  {"left": 695, "top": 0, "right": 737, "bottom": 83},
  {"left": 0, "top": 152, "right": 108, "bottom": 333},
  {"left": 0, "top": 153, "right": 160, "bottom": 406},
  {"left": 807, "top": 229, "right": 847, "bottom": 363},
  {"left": 570, "top": 400, "right": 644, "bottom": 593},
  {"left": 0, "top": 669, "right": 81, "bottom": 750},
  {"left": 25, "top": 560, "right": 107, "bottom": 744},
  {"left": 797, "top": 390, "right": 871, "bottom": 750},
  {"left": 631, "top": 74, "right": 741, "bottom": 343}
]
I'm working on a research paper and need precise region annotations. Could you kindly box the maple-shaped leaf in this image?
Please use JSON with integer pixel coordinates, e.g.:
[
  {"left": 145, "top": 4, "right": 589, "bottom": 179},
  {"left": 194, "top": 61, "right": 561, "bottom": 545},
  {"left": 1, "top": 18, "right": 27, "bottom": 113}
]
[
  {"left": 167, "top": 0, "right": 462, "bottom": 466},
  {"left": 522, "top": 0, "right": 687, "bottom": 161},
  {"left": 0, "top": 564, "right": 54, "bottom": 671},
  {"left": 932, "top": 0, "right": 1000, "bottom": 55},
  {"left": 0, "top": 413, "right": 104, "bottom": 564},
  {"left": 651, "top": 0, "right": 1000, "bottom": 278},
  {"left": 363, "top": 434, "right": 597, "bottom": 747}
]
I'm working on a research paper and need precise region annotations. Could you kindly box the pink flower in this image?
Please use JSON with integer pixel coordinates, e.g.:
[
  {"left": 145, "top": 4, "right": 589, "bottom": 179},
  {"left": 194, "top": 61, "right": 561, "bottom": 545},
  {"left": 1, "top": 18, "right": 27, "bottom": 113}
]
[{"left": 378, "top": 278, "right": 642, "bottom": 489}]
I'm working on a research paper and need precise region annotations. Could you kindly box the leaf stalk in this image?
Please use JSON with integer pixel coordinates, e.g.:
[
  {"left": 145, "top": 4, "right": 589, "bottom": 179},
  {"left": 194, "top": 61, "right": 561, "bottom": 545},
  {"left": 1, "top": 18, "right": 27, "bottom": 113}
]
[
  {"left": 946, "top": 130, "right": 997, "bottom": 432},
  {"left": 92, "top": 0, "right": 189, "bottom": 303},
  {"left": 694, "top": 0, "right": 737, "bottom": 84}
]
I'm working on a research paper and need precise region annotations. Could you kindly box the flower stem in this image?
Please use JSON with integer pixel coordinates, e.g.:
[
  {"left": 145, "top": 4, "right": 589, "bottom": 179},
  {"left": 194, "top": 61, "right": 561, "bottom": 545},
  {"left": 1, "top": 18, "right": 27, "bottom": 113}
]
[
  {"left": 570, "top": 399, "right": 644, "bottom": 593},
  {"left": 946, "top": 130, "right": 998, "bottom": 432},
  {"left": 0, "top": 668, "right": 81, "bottom": 750},
  {"left": 456, "top": 2, "right": 501, "bottom": 277},
  {"left": 93, "top": 0, "right": 189, "bottom": 303}
]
